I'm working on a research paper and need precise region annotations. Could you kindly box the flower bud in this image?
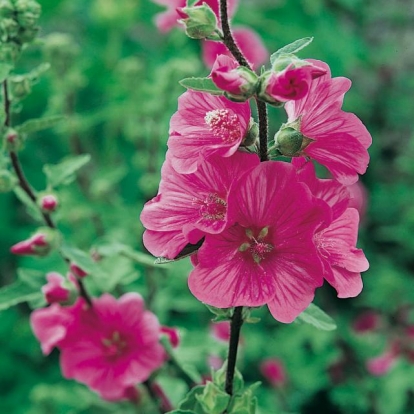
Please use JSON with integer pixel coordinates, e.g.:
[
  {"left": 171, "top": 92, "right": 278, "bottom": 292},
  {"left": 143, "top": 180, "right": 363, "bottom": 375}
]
[
  {"left": 274, "top": 124, "right": 312, "bottom": 157},
  {"left": 10, "top": 228, "right": 59, "bottom": 257},
  {"left": 3, "top": 128, "right": 23, "bottom": 152},
  {"left": 69, "top": 262, "right": 88, "bottom": 278},
  {"left": 211, "top": 55, "right": 258, "bottom": 102},
  {"left": 258, "top": 58, "right": 327, "bottom": 105},
  {"left": 38, "top": 194, "right": 59, "bottom": 212},
  {"left": 160, "top": 326, "right": 180, "bottom": 348},
  {"left": 42, "top": 272, "right": 71, "bottom": 304},
  {"left": 178, "top": 3, "right": 217, "bottom": 40},
  {"left": 242, "top": 120, "right": 259, "bottom": 146},
  {"left": 0, "top": 17, "right": 19, "bottom": 42},
  {"left": 10, "top": 75, "right": 32, "bottom": 100},
  {"left": 0, "top": 170, "right": 17, "bottom": 192}
]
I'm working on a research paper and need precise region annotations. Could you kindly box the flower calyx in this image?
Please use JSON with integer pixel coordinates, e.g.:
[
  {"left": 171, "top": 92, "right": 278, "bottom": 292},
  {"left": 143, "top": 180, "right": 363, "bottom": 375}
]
[{"left": 178, "top": 3, "right": 218, "bottom": 40}]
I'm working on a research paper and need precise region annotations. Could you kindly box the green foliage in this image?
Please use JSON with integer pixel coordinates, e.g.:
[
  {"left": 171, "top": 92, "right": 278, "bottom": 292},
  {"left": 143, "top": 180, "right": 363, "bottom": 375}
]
[
  {"left": 270, "top": 36, "right": 314, "bottom": 64},
  {"left": 179, "top": 77, "right": 224, "bottom": 95},
  {"left": 296, "top": 303, "right": 337, "bottom": 331}
]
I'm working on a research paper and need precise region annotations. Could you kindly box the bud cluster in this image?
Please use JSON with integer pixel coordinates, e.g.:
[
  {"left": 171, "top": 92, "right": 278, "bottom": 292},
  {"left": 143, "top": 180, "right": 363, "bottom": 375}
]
[{"left": 0, "top": 0, "right": 41, "bottom": 61}]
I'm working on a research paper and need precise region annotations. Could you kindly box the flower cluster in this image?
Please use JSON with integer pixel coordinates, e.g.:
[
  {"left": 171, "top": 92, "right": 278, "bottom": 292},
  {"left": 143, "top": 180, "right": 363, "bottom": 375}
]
[{"left": 141, "top": 51, "right": 371, "bottom": 323}]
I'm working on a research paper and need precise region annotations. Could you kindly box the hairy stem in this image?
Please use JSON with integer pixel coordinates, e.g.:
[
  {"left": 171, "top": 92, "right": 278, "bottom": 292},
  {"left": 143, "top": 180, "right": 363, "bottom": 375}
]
[
  {"left": 3, "top": 80, "right": 93, "bottom": 307},
  {"left": 225, "top": 306, "right": 244, "bottom": 395},
  {"left": 218, "top": 0, "right": 269, "bottom": 162}
]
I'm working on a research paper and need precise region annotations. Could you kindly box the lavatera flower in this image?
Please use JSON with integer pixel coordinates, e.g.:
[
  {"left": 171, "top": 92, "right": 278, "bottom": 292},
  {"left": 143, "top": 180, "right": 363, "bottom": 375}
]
[
  {"left": 188, "top": 161, "right": 329, "bottom": 323},
  {"left": 273, "top": 60, "right": 372, "bottom": 185}
]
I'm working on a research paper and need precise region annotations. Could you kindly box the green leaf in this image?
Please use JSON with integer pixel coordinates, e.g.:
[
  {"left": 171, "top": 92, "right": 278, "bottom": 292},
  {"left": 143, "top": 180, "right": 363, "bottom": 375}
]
[
  {"left": 178, "top": 385, "right": 206, "bottom": 414},
  {"left": 186, "top": 0, "right": 198, "bottom": 6},
  {"left": 0, "top": 63, "right": 13, "bottom": 83},
  {"left": 60, "top": 244, "right": 97, "bottom": 274},
  {"left": 179, "top": 77, "right": 223, "bottom": 95},
  {"left": 13, "top": 187, "right": 42, "bottom": 221},
  {"left": 17, "top": 115, "right": 66, "bottom": 135},
  {"left": 167, "top": 411, "right": 196, "bottom": 414},
  {"left": 296, "top": 303, "right": 337, "bottom": 331},
  {"left": 43, "top": 154, "right": 91, "bottom": 188},
  {"left": 270, "top": 37, "right": 314, "bottom": 64},
  {"left": 0, "top": 268, "right": 45, "bottom": 312}
]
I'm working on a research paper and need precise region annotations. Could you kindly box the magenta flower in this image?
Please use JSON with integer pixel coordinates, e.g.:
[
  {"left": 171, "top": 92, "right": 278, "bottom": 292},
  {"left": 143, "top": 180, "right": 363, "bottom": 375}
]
[
  {"left": 42, "top": 272, "right": 71, "bottom": 304},
  {"left": 152, "top": 0, "right": 238, "bottom": 33},
  {"left": 168, "top": 90, "right": 251, "bottom": 174},
  {"left": 211, "top": 55, "right": 258, "bottom": 100},
  {"left": 260, "top": 63, "right": 327, "bottom": 104},
  {"left": 141, "top": 151, "right": 259, "bottom": 258},
  {"left": 366, "top": 342, "right": 400, "bottom": 376},
  {"left": 352, "top": 311, "right": 381, "bottom": 333},
  {"left": 282, "top": 60, "right": 372, "bottom": 185},
  {"left": 203, "top": 27, "right": 268, "bottom": 69},
  {"left": 10, "top": 233, "right": 48, "bottom": 256},
  {"left": 210, "top": 321, "right": 231, "bottom": 342},
  {"left": 40, "top": 194, "right": 58, "bottom": 212},
  {"left": 188, "top": 161, "right": 327, "bottom": 323},
  {"left": 31, "top": 293, "right": 165, "bottom": 401},
  {"left": 260, "top": 358, "right": 286, "bottom": 386}
]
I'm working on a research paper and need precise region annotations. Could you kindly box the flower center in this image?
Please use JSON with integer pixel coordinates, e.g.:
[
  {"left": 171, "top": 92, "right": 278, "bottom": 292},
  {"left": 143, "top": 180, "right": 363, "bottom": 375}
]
[
  {"left": 193, "top": 193, "right": 227, "bottom": 221},
  {"left": 204, "top": 109, "right": 241, "bottom": 143},
  {"left": 239, "top": 227, "right": 274, "bottom": 264},
  {"left": 102, "top": 331, "right": 127, "bottom": 359}
]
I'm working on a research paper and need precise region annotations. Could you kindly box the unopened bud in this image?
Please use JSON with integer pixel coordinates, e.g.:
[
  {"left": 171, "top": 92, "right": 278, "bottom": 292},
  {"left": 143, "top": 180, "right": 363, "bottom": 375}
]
[
  {"left": 242, "top": 120, "right": 259, "bottom": 147},
  {"left": 3, "top": 128, "right": 23, "bottom": 151},
  {"left": 178, "top": 3, "right": 217, "bottom": 40},
  {"left": 39, "top": 194, "right": 58, "bottom": 212},
  {"left": 274, "top": 125, "right": 312, "bottom": 157},
  {"left": 10, "top": 75, "right": 32, "bottom": 100},
  {"left": 69, "top": 262, "right": 88, "bottom": 278},
  {"left": 260, "top": 358, "right": 286, "bottom": 386},
  {"left": 0, "top": 170, "right": 17, "bottom": 192},
  {"left": 0, "top": 0, "right": 14, "bottom": 19},
  {"left": 10, "top": 227, "right": 59, "bottom": 257},
  {"left": 161, "top": 326, "right": 180, "bottom": 348},
  {"left": 42, "top": 272, "right": 71, "bottom": 304}
]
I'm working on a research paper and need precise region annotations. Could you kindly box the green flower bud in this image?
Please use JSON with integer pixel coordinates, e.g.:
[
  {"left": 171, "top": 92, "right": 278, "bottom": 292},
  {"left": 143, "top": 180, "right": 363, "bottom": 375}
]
[
  {"left": 274, "top": 124, "right": 313, "bottom": 157},
  {"left": 179, "top": 3, "right": 217, "bottom": 40},
  {"left": 0, "top": 18, "right": 19, "bottom": 43},
  {"left": 10, "top": 75, "right": 32, "bottom": 100},
  {"left": 17, "top": 25, "right": 38, "bottom": 43},
  {"left": 14, "top": 0, "right": 41, "bottom": 16},
  {"left": 0, "top": 170, "right": 17, "bottom": 192},
  {"left": 242, "top": 120, "right": 259, "bottom": 147},
  {"left": 0, "top": 43, "right": 21, "bottom": 63},
  {"left": 196, "top": 382, "right": 230, "bottom": 414}
]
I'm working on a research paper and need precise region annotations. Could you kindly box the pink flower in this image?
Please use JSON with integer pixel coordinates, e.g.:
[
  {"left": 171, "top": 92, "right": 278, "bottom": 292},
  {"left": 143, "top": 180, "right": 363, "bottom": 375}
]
[
  {"left": 168, "top": 91, "right": 251, "bottom": 174},
  {"left": 70, "top": 262, "right": 88, "bottom": 278},
  {"left": 261, "top": 63, "right": 327, "bottom": 104},
  {"left": 203, "top": 27, "right": 268, "bottom": 69},
  {"left": 30, "top": 303, "right": 74, "bottom": 355},
  {"left": 283, "top": 60, "right": 372, "bottom": 185},
  {"left": 352, "top": 311, "right": 381, "bottom": 333},
  {"left": 152, "top": 0, "right": 238, "bottom": 33},
  {"left": 366, "top": 342, "right": 400, "bottom": 376},
  {"left": 347, "top": 180, "right": 368, "bottom": 220},
  {"left": 31, "top": 293, "right": 165, "bottom": 401},
  {"left": 42, "top": 272, "right": 71, "bottom": 304},
  {"left": 141, "top": 152, "right": 259, "bottom": 258},
  {"left": 188, "top": 161, "right": 327, "bottom": 323},
  {"left": 314, "top": 208, "right": 369, "bottom": 298},
  {"left": 211, "top": 321, "right": 231, "bottom": 342},
  {"left": 260, "top": 358, "right": 286, "bottom": 386}
]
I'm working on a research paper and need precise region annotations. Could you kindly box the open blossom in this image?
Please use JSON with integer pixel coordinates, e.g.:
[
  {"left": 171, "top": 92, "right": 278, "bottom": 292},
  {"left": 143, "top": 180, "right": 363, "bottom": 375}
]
[
  {"left": 280, "top": 60, "right": 372, "bottom": 185},
  {"left": 260, "top": 358, "right": 286, "bottom": 386},
  {"left": 152, "top": 0, "right": 238, "bottom": 33},
  {"left": 203, "top": 27, "right": 268, "bottom": 69},
  {"left": 168, "top": 90, "right": 251, "bottom": 174},
  {"left": 260, "top": 62, "right": 327, "bottom": 104},
  {"left": 31, "top": 293, "right": 165, "bottom": 401},
  {"left": 294, "top": 159, "right": 369, "bottom": 297},
  {"left": 141, "top": 151, "right": 259, "bottom": 258},
  {"left": 366, "top": 342, "right": 400, "bottom": 376},
  {"left": 188, "top": 161, "right": 327, "bottom": 323}
]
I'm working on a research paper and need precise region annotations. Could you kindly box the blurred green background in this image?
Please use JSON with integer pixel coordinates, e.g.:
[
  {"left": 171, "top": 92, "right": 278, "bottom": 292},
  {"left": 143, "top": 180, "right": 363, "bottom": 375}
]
[{"left": 1, "top": 0, "right": 414, "bottom": 413}]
